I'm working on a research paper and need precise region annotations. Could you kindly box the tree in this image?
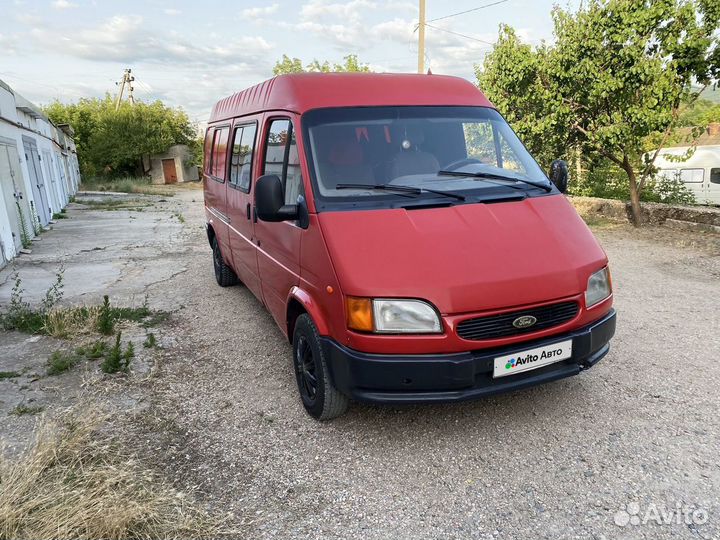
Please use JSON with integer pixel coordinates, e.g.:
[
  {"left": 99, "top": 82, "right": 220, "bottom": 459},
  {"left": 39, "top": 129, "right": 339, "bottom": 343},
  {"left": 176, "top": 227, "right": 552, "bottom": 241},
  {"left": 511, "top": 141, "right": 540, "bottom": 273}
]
[
  {"left": 44, "top": 96, "right": 196, "bottom": 177},
  {"left": 478, "top": 0, "right": 719, "bottom": 225},
  {"left": 273, "top": 54, "right": 371, "bottom": 75}
]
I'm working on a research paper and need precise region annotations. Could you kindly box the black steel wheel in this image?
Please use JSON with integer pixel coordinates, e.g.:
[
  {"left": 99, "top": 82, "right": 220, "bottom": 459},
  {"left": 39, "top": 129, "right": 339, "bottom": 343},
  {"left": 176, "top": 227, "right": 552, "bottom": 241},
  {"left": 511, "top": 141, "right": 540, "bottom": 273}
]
[{"left": 292, "top": 314, "right": 349, "bottom": 420}]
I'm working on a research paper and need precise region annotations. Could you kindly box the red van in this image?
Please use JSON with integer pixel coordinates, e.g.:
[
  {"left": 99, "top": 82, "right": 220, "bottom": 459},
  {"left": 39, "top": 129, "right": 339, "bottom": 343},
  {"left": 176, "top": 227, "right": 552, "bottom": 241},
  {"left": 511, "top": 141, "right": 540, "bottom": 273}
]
[{"left": 203, "top": 73, "right": 615, "bottom": 420}]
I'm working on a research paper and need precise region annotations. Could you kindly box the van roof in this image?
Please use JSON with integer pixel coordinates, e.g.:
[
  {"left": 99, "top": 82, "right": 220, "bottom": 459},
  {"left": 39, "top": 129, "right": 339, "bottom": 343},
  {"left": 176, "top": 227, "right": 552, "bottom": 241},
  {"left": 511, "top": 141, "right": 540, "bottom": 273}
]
[{"left": 209, "top": 73, "right": 494, "bottom": 123}]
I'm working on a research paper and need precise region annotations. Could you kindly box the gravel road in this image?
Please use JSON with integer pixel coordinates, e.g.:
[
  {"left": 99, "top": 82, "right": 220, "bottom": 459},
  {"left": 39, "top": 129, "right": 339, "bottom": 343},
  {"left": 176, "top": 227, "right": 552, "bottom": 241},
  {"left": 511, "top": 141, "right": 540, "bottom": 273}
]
[{"left": 133, "top": 191, "right": 720, "bottom": 540}]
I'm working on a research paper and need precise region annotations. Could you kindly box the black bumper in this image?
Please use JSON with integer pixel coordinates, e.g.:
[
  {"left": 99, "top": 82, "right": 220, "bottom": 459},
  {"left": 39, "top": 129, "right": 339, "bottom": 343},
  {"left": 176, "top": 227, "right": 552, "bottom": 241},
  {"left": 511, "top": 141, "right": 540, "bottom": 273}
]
[{"left": 321, "top": 309, "right": 616, "bottom": 404}]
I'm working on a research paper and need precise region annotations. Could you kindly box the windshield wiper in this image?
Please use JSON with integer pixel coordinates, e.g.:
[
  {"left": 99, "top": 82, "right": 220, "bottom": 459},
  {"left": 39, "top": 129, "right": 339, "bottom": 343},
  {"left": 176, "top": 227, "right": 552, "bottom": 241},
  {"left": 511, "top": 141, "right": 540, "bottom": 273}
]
[
  {"left": 335, "top": 183, "right": 466, "bottom": 201},
  {"left": 437, "top": 170, "right": 553, "bottom": 193}
]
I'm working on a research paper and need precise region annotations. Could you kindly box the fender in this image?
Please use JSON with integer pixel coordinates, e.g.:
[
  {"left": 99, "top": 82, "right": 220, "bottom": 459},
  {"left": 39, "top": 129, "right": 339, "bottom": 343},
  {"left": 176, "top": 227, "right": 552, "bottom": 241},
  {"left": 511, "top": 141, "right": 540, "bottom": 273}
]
[{"left": 287, "top": 286, "right": 330, "bottom": 337}]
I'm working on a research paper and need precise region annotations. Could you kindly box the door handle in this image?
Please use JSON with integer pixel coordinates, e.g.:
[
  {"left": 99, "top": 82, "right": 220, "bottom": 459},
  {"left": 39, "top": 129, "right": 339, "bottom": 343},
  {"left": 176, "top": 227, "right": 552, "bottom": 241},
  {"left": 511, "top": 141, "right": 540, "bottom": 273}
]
[{"left": 246, "top": 203, "right": 251, "bottom": 220}]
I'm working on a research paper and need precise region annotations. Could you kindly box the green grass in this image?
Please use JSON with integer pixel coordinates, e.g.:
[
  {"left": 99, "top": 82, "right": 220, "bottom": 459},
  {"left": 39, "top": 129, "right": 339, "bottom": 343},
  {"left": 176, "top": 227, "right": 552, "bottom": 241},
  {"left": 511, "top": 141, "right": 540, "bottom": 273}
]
[
  {"left": 0, "top": 371, "right": 21, "bottom": 380},
  {"left": 143, "top": 333, "right": 157, "bottom": 348},
  {"left": 52, "top": 212, "right": 68, "bottom": 220},
  {"left": 47, "top": 350, "right": 84, "bottom": 376},
  {"left": 11, "top": 404, "right": 45, "bottom": 416}
]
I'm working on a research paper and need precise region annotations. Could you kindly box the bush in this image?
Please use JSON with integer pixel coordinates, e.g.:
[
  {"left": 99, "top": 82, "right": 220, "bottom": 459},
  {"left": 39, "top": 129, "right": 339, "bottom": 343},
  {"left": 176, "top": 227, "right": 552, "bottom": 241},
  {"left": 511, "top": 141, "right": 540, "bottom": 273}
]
[{"left": 569, "top": 166, "right": 696, "bottom": 205}]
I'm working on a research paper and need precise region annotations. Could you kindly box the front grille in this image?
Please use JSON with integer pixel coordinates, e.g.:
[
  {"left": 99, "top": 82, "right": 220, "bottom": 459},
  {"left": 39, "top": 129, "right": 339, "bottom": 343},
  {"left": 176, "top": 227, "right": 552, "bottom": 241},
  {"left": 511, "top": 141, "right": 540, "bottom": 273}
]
[{"left": 456, "top": 301, "right": 579, "bottom": 341}]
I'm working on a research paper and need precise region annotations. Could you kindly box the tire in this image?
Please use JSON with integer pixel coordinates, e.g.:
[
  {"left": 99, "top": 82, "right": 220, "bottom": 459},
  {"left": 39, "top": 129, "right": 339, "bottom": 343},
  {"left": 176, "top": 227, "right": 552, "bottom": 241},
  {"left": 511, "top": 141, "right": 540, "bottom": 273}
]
[
  {"left": 212, "top": 237, "right": 238, "bottom": 287},
  {"left": 292, "top": 314, "right": 349, "bottom": 420}
]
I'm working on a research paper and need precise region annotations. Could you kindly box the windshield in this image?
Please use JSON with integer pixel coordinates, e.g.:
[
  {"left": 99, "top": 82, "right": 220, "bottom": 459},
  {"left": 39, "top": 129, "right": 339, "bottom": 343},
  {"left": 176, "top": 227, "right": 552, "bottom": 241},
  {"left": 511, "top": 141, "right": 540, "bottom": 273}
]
[{"left": 303, "top": 106, "right": 550, "bottom": 208}]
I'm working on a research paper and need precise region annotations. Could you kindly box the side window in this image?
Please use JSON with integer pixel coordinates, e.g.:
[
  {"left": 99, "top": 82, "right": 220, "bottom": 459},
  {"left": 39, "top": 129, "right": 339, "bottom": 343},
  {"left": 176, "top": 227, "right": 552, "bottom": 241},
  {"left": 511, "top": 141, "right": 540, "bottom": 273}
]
[
  {"left": 263, "top": 119, "right": 304, "bottom": 205},
  {"left": 679, "top": 168, "right": 704, "bottom": 183},
  {"left": 203, "top": 129, "right": 214, "bottom": 175},
  {"left": 285, "top": 129, "right": 303, "bottom": 205},
  {"left": 229, "top": 123, "right": 256, "bottom": 192},
  {"left": 211, "top": 126, "right": 230, "bottom": 181},
  {"left": 710, "top": 168, "right": 720, "bottom": 184}
]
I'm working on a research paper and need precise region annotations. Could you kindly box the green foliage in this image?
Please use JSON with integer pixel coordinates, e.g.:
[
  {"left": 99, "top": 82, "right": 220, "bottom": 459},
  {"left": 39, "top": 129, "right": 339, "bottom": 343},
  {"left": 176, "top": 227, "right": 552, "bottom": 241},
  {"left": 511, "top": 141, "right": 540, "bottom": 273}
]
[
  {"left": 43, "top": 95, "right": 196, "bottom": 178},
  {"left": 273, "top": 54, "right": 371, "bottom": 75},
  {"left": 143, "top": 333, "right": 157, "bottom": 348},
  {"left": 15, "top": 201, "right": 31, "bottom": 249},
  {"left": 52, "top": 212, "right": 68, "bottom": 220},
  {"left": 30, "top": 202, "right": 42, "bottom": 236},
  {"left": 569, "top": 161, "right": 696, "bottom": 204},
  {"left": 47, "top": 349, "right": 83, "bottom": 376},
  {"left": 0, "top": 371, "right": 21, "bottom": 379},
  {"left": 478, "top": 0, "right": 719, "bottom": 223},
  {"left": 97, "top": 295, "right": 114, "bottom": 335},
  {"left": 101, "top": 332, "right": 132, "bottom": 374},
  {"left": 1, "top": 271, "right": 63, "bottom": 334},
  {"left": 677, "top": 98, "right": 720, "bottom": 127}
]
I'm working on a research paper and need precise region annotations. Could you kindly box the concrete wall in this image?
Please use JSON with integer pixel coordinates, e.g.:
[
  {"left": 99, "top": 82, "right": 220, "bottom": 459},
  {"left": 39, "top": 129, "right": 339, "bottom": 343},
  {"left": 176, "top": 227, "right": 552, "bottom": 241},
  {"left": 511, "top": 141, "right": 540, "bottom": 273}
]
[
  {"left": 0, "top": 79, "right": 80, "bottom": 268},
  {"left": 148, "top": 144, "right": 199, "bottom": 184}
]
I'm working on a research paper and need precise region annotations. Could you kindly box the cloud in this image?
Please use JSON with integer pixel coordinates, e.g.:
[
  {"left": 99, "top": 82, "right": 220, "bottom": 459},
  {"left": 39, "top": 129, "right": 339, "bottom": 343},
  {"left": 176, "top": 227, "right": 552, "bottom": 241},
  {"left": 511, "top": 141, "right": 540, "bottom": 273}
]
[
  {"left": 163, "top": 8, "right": 181, "bottom": 16},
  {"left": 26, "top": 15, "right": 274, "bottom": 68},
  {"left": 241, "top": 3, "right": 279, "bottom": 19},
  {"left": 52, "top": 0, "right": 78, "bottom": 9}
]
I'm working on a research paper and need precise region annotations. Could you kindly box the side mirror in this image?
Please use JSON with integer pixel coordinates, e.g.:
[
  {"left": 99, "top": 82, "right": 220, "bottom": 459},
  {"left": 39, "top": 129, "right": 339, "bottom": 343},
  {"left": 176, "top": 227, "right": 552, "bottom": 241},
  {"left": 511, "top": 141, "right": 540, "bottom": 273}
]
[
  {"left": 255, "top": 174, "right": 298, "bottom": 222},
  {"left": 549, "top": 159, "right": 569, "bottom": 193}
]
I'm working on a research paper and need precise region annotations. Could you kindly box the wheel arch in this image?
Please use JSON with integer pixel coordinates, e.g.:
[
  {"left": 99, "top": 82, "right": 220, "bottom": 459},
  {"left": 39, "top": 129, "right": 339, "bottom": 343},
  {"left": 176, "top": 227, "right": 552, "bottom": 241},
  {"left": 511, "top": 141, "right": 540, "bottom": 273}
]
[
  {"left": 206, "top": 222, "right": 216, "bottom": 248},
  {"left": 286, "top": 287, "right": 330, "bottom": 342}
]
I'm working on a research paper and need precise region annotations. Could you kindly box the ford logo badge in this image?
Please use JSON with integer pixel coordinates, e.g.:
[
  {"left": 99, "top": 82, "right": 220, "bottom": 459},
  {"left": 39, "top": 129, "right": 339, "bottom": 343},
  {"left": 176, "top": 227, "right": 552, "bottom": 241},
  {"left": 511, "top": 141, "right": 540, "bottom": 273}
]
[{"left": 512, "top": 315, "right": 537, "bottom": 329}]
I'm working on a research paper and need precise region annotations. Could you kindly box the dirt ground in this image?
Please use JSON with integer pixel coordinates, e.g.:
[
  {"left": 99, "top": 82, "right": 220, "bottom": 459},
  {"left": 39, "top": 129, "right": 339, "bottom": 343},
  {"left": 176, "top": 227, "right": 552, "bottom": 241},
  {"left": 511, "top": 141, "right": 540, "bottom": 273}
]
[{"left": 1, "top": 187, "right": 719, "bottom": 539}]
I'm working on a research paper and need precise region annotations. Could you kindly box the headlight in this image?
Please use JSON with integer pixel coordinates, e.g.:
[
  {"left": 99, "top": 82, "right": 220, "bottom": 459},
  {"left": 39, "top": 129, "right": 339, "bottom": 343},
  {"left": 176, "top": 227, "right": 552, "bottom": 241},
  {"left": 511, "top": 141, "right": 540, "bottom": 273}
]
[
  {"left": 585, "top": 266, "right": 612, "bottom": 308},
  {"left": 346, "top": 297, "right": 442, "bottom": 333}
]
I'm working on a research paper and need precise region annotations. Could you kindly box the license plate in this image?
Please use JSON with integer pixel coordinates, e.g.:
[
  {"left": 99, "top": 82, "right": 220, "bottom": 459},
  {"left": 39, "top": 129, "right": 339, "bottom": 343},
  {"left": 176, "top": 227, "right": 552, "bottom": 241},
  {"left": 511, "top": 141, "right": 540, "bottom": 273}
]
[{"left": 493, "top": 339, "right": 573, "bottom": 378}]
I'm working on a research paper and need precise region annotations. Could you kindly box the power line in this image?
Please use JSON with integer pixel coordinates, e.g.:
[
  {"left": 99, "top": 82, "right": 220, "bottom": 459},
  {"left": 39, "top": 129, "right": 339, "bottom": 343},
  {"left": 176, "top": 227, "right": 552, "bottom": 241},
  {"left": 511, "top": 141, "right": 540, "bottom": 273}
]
[
  {"left": 427, "top": 0, "right": 509, "bottom": 23},
  {"left": 423, "top": 23, "right": 495, "bottom": 45}
]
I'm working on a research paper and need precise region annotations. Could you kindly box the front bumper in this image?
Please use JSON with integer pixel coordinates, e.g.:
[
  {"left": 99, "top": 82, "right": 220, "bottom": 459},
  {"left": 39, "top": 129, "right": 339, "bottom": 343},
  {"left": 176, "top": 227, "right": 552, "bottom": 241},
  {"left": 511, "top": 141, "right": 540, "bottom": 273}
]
[{"left": 321, "top": 309, "right": 616, "bottom": 404}]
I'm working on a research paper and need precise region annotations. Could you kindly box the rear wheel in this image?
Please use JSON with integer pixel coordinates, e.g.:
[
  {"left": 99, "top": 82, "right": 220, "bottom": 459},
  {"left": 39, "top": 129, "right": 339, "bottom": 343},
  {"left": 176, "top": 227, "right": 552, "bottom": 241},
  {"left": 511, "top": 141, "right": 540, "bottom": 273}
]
[
  {"left": 292, "top": 314, "right": 349, "bottom": 420},
  {"left": 212, "top": 237, "right": 238, "bottom": 287}
]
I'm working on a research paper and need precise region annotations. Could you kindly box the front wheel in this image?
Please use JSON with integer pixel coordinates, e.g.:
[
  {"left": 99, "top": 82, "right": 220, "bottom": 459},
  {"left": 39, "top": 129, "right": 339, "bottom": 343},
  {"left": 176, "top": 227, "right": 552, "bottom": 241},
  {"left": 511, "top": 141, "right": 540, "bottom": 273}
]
[{"left": 292, "top": 314, "right": 349, "bottom": 420}]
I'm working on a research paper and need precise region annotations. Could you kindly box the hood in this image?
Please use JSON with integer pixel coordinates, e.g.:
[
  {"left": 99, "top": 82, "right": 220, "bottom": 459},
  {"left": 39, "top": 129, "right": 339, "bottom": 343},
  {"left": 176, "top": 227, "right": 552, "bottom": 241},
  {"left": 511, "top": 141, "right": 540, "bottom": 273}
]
[{"left": 318, "top": 195, "right": 607, "bottom": 314}]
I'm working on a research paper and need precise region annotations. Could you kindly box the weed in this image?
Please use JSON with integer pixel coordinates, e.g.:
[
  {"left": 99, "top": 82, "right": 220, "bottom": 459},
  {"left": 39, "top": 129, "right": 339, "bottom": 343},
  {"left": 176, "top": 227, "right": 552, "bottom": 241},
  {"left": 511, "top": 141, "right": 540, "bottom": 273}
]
[
  {"left": 101, "top": 332, "right": 132, "bottom": 374},
  {"left": 41, "top": 268, "right": 64, "bottom": 313},
  {"left": 15, "top": 201, "right": 31, "bottom": 249},
  {"left": 1, "top": 273, "right": 45, "bottom": 333},
  {"left": 174, "top": 212, "right": 186, "bottom": 223},
  {"left": 60, "top": 208, "right": 67, "bottom": 214},
  {"left": 46, "top": 350, "right": 83, "bottom": 376},
  {"left": 87, "top": 339, "right": 107, "bottom": 359},
  {"left": 0, "top": 371, "right": 21, "bottom": 379},
  {"left": 143, "top": 332, "right": 157, "bottom": 348},
  {"left": 52, "top": 212, "right": 68, "bottom": 220},
  {"left": 97, "top": 295, "right": 115, "bottom": 335},
  {"left": 11, "top": 404, "right": 45, "bottom": 416},
  {"left": 124, "top": 341, "right": 135, "bottom": 363},
  {"left": 30, "top": 201, "right": 42, "bottom": 236}
]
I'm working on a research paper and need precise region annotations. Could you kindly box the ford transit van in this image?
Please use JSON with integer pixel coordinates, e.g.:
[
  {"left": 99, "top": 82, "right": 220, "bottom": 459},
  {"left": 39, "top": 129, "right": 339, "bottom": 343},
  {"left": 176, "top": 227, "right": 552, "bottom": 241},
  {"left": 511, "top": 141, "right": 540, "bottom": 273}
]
[{"left": 203, "top": 73, "right": 616, "bottom": 420}]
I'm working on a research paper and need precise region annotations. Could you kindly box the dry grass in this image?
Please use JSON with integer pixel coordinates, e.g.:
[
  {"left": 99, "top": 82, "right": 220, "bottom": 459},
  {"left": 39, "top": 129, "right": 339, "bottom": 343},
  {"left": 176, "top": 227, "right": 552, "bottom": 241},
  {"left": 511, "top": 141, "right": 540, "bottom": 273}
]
[
  {"left": 43, "top": 306, "right": 102, "bottom": 339},
  {"left": 0, "top": 408, "right": 225, "bottom": 540}
]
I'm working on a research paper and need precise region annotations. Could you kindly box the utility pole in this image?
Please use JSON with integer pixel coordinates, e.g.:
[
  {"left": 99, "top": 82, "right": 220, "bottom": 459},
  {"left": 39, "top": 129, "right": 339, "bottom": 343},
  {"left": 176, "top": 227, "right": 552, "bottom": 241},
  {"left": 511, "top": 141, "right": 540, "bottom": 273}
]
[
  {"left": 114, "top": 68, "right": 135, "bottom": 111},
  {"left": 417, "top": 0, "right": 426, "bottom": 74}
]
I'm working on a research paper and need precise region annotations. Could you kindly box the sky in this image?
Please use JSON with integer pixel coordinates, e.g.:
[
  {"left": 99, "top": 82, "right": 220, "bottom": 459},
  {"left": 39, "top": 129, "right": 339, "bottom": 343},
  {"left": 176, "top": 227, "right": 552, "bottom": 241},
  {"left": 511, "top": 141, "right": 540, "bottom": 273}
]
[{"left": 0, "top": 0, "right": 580, "bottom": 127}]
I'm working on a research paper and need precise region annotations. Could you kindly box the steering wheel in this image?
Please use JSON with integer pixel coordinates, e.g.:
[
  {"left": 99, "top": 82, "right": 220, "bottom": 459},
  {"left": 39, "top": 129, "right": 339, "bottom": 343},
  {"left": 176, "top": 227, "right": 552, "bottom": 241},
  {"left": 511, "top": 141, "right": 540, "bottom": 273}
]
[{"left": 442, "top": 158, "right": 483, "bottom": 172}]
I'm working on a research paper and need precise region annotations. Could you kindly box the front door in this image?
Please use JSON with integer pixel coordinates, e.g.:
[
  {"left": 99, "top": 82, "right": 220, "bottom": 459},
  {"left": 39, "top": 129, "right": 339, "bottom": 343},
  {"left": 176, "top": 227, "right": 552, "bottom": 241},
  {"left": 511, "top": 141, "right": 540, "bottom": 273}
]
[
  {"left": 253, "top": 115, "right": 304, "bottom": 328},
  {"left": 162, "top": 159, "right": 178, "bottom": 184},
  {"left": 22, "top": 137, "right": 51, "bottom": 226},
  {"left": 226, "top": 120, "right": 262, "bottom": 299}
]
